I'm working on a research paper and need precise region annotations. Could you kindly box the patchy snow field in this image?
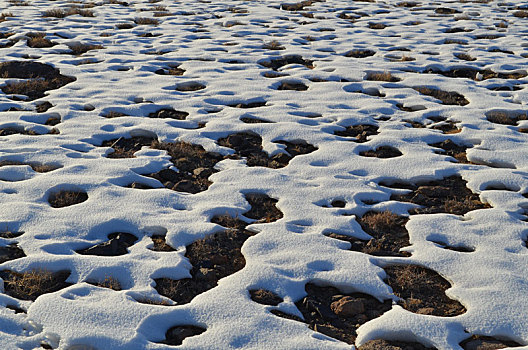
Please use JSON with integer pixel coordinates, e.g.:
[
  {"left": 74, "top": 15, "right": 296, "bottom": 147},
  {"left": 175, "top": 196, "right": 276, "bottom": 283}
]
[{"left": 0, "top": 0, "right": 528, "bottom": 349}]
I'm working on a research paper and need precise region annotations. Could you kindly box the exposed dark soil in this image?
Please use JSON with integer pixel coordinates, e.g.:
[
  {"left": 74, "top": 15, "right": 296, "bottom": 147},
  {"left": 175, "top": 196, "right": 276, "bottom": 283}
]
[
  {"left": 413, "top": 87, "right": 469, "bottom": 106},
  {"left": 101, "top": 136, "right": 156, "bottom": 158},
  {"left": 273, "top": 283, "right": 392, "bottom": 345},
  {"left": 389, "top": 176, "right": 491, "bottom": 215},
  {"left": 154, "top": 65, "right": 185, "bottom": 76},
  {"left": 360, "top": 146, "right": 402, "bottom": 158},
  {"left": 147, "top": 108, "right": 188, "bottom": 120},
  {"left": 218, "top": 132, "right": 317, "bottom": 168},
  {"left": 358, "top": 339, "right": 435, "bottom": 350},
  {"left": 76, "top": 232, "right": 138, "bottom": 256},
  {"left": 277, "top": 81, "right": 308, "bottom": 91},
  {"left": 430, "top": 240, "right": 474, "bottom": 253},
  {"left": 149, "top": 235, "right": 175, "bottom": 252},
  {"left": 240, "top": 117, "right": 273, "bottom": 124},
  {"left": 258, "top": 55, "right": 314, "bottom": 70},
  {"left": 250, "top": 289, "right": 283, "bottom": 306},
  {"left": 36, "top": 101, "right": 53, "bottom": 113},
  {"left": 145, "top": 141, "right": 224, "bottom": 193},
  {"left": 0, "top": 230, "right": 24, "bottom": 239},
  {"left": 0, "top": 244, "right": 26, "bottom": 264},
  {"left": 0, "top": 160, "right": 59, "bottom": 173},
  {"left": 344, "top": 49, "right": 376, "bottom": 58},
  {"left": 160, "top": 326, "right": 206, "bottom": 346},
  {"left": 334, "top": 124, "right": 379, "bottom": 143},
  {"left": 430, "top": 139, "right": 470, "bottom": 163},
  {"left": 384, "top": 264, "right": 466, "bottom": 316},
  {"left": 459, "top": 335, "right": 523, "bottom": 350},
  {"left": 228, "top": 101, "right": 267, "bottom": 108},
  {"left": 0, "top": 61, "right": 75, "bottom": 101},
  {"left": 155, "top": 193, "right": 282, "bottom": 304},
  {"left": 486, "top": 111, "right": 528, "bottom": 126},
  {"left": 327, "top": 211, "right": 411, "bottom": 257},
  {"left": 403, "top": 118, "right": 460, "bottom": 134},
  {"left": 48, "top": 190, "right": 88, "bottom": 208},
  {"left": 454, "top": 53, "right": 476, "bottom": 61},
  {"left": 424, "top": 67, "right": 527, "bottom": 81},
  {"left": 0, "top": 269, "right": 72, "bottom": 301},
  {"left": 175, "top": 82, "right": 205, "bottom": 92}
]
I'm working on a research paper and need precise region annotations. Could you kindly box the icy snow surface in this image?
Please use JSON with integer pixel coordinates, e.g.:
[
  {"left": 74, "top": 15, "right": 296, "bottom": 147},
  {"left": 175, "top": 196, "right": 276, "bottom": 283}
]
[{"left": 0, "top": 0, "right": 528, "bottom": 349}]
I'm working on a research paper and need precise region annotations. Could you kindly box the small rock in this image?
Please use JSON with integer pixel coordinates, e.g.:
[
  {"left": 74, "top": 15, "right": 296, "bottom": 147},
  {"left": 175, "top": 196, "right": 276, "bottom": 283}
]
[{"left": 331, "top": 296, "right": 365, "bottom": 317}]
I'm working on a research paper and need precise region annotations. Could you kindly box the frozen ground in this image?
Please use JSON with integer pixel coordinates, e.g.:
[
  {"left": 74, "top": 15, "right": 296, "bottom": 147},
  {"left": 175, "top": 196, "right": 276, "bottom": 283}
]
[{"left": 0, "top": 0, "right": 528, "bottom": 349}]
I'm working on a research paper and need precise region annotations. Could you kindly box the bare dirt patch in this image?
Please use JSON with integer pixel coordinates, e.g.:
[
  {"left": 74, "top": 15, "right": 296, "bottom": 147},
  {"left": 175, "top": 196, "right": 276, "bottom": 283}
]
[
  {"left": 273, "top": 283, "right": 392, "bottom": 345},
  {"left": 76, "top": 232, "right": 138, "bottom": 256},
  {"left": 424, "top": 67, "right": 527, "bottom": 81},
  {"left": 250, "top": 289, "right": 283, "bottom": 306},
  {"left": 101, "top": 136, "right": 156, "bottom": 158},
  {"left": 240, "top": 117, "right": 273, "bottom": 124},
  {"left": 358, "top": 339, "right": 435, "bottom": 350},
  {"left": 277, "top": 81, "right": 308, "bottom": 91},
  {"left": 148, "top": 108, "right": 188, "bottom": 120},
  {"left": 0, "top": 243, "right": 25, "bottom": 264},
  {"left": 0, "top": 269, "right": 72, "bottom": 301},
  {"left": 26, "top": 32, "right": 55, "bottom": 48},
  {"left": 149, "top": 235, "right": 175, "bottom": 252},
  {"left": 67, "top": 43, "right": 104, "bottom": 55},
  {"left": 48, "top": 190, "right": 88, "bottom": 208},
  {"left": 258, "top": 55, "right": 314, "bottom": 70},
  {"left": 384, "top": 264, "right": 466, "bottom": 316},
  {"left": 486, "top": 111, "right": 528, "bottom": 126},
  {"left": 228, "top": 101, "right": 267, "bottom": 108},
  {"left": 430, "top": 139, "right": 471, "bottom": 163},
  {"left": 389, "top": 176, "right": 490, "bottom": 215},
  {"left": 334, "top": 124, "right": 379, "bottom": 143},
  {"left": 160, "top": 326, "right": 206, "bottom": 346},
  {"left": 344, "top": 49, "right": 376, "bottom": 58},
  {"left": 218, "top": 132, "right": 316, "bottom": 168},
  {"left": 459, "top": 335, "right": 522, "bottom": 349},
  {"left": 175, "top": 82, "right": 205, "bottom": 92},
  {"left": 0, "top": 160, "right": 60, "bottom": 172},
  {"left": 327, "top": 211, "right": 411, "bottom": 257},
  {"left": 359, "top": 146, "right": 402, "bottom": 158},
  {"left": 413, "top": 87, "right": 469, "bottom": 106}
]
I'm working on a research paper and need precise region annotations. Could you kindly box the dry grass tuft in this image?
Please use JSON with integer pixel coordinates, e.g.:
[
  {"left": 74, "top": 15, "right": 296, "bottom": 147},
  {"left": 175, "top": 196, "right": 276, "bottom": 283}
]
[
  {"left": 0, "top": 269, "right": 71, "bottom": 301},
  {"left": 8, "top": 0, "right": 30, "bottom": 5},
  {"left": 48, "top": 190, "right": 88, "bottom": 208},
  {"left": 26, "top": 32, "right": 55, "bottom": 48},
  {"left": 67, "top": 42, "right": 104, "bottom": 55},
  {"left": 365, "top": 71, "right": 401, "bottom": 82},
  {"left": 88, "top": 276, "right": 121, "bottom": 290},
  {"left": 262, "top": 40, "right": 285, "bottom": 50},
  {"left": 43, "top": 7, "right": 94, "bottom": 18},
  {"left": 0, "top": 12, "right": 14, "bottom": 22},
  {"left": 134, "top": 17, "right": 160, "bottom": 25}
]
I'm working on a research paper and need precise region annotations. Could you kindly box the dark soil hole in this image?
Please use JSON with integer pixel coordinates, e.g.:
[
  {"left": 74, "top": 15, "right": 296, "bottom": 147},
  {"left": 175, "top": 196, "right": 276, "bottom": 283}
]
[
  {"left": 36, "top": 101, "right": 53, "bottom": 113},
  {"left": 6, "top": 305, "right": 26, "bottom": 314},
  {"left": 147, "top": 108, "right": 188, "bottom": 120},
  {"left": 249, "top": 289, "right": 283, "bottom": 306},
  {"left": 86, "top": 276, "right": 122, "bottom": 291},
  {"left": 149, "top": 235, "right": 175, "bottom": 252},
  {"left": 390, "top": 176, "right": 490, "bottom": 215},
  {"left": 0, "top": 61, "right": 75, "bottom": 101},
  {"left": 413, "top": 87, "right": 469, "bottom": 106},
  {"left": 218, "top": 132, "right": 316, "bottom": 168},
  {"left": 48, "top": 190, "right": 88, "bottom": 208},
  {"left": 258, "top": 55, "right": 314, "bottom": 70},
  {"left": 384, "top": 264, "right": 466, "bottom": 316},
  {"left": 327, "top": 211, "right": 411, "bottom": 257},
  {"left": 459, "top": 335, "right": 523, "bottom": 350},
  {"left": 430, "top": 139, "right": 470, "bottom": 163},
  {"left": 486, "top": 111, "right": 528, "bottom": 126},
  {"left": 243, "top": 192, "right": 283, "bottom": 223},
  {"left": 75, "top": 232, "right": 138, "bottom": 256},
  {"left": 344, "top": 49, "right": 376, "bottom": 58},
  {"left": 331, "top": 199, "right": 346, "bottom": 208},
  {"left": 228, "top": 101, "right": 267, "bottom": 108},
  {"left": 0, "top": 230, "right": 24, "bottom": 239},
  {"left": 175, "top": 82, "right": 205, "bottom": 92},
  {"left": 154, "top": 228, "right": 253, "bottom": 305},
  {"left": 101, "top": 136, "right": 156, "bottom": 158},
  {"left": 359, "top": 146, "right": 402, "bottom": 158},
  {"left": 0, "top": 269, "right": 72, "bottom": 301},
  {"left": 273, "top": 283, "right": 392, "bottom": 345},
  {"left": 127, "top": 182, "right": 155, "bottom": 190},
  {"left": 146, "top": 141, "right": 224, "bottom": 193},
  {"left": 160, "top": 326, "right": 206, "bottom": 346},
  {"left": 277, "top": 81, "right": 308, "bottom": 91},
  {"left": 430, "top": 240, "right": 474, "bottom": 253},
  {"left": 358, "top": 339, "right": 436, "bottom": 350},
  {"left": 0, "top": 244, "right": 26, "bottom": 264},
  {"left": 334, "top": 124, "right": 379, "bottom": 143},
  {"left": 240, "top": 117, "right": 273, "bottom": 124}
]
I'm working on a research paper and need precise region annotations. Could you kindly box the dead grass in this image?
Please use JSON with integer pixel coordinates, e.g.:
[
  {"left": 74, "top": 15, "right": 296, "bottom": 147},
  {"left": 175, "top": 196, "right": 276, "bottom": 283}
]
[
  {"left": 134, "top": 17, "right": 160, "bottom": 25},
  {"left": 0, "top": 12, "right": 14, "bottom": 22},
  {"left": 43, "top": 7, "right": 94, "bottom": 18},
  {"left": 486, "top": 111, "right": 528, "bottom": 126},
  {"left": 67, "top": 43, "right": 104, "bottom": 55},
  {"left": 26, "top": 32, "right": 55, "bottom": 48},
  {"left": 0, "top": 269, "right": 71, "bottom": 301},
  {"left": 149, "top": 235, "right": 175, "bottom": 252},
  {"left": 513, "top": 10, "right": 528, "bottom": 18},
  {"left": 8, "top": 0, "right": 30, "bottom": 5},
  {"left": 3, "top": 79, "right": 57, "bottom": 100},
  {"left": 262, "top": 40, "right": 285, "bottom": 50},
  {"left": 454, "top": 52, "right": 476, "bottom": 61},
  {"left": 48, "top": 190, "right": 88, "bottom": 208},
  {"left": 344, "top": 49, "right": 375, "bottom": 58},
  {"left": 365, "top": 71, "right": 400, "bottom": 82},
  {"left": 413, "top": 86, "right": 469, "bottom": 106},
  {"left": 87, "top": 276, "right": 121, "bottom": 290}
]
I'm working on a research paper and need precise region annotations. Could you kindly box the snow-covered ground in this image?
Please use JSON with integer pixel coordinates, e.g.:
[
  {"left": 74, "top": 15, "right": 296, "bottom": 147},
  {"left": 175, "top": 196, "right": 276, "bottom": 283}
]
[{"left": 1, "top": 0, "right": 528, "bottom": 349}]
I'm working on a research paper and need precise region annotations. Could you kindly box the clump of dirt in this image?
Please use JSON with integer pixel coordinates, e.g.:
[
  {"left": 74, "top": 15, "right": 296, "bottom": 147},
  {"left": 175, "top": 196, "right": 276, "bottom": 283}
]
[
  {"left": 160, "top": 326, "right": 206, "bottom": 346},
  {"left": 149, "top": 235, "right": 175, "bottom": 252},
  {"left": 273, "top": 283, "right": 392, "bottom": 345},
  {"left": 389, "top": 176, "right": 491, "bottom": 215},
  {"left": 328, "top": 211, "right": 411, "bottom": 257},
  {"left": 424, "top": 67, "right": 527, "bottom": 81},
  {"left": 76, "top": 232, "right": 138, "bottom": 256},
  {"left": 35, "top": 101, "right": 53, "bottom": 113},
  {"left": 344, "top": 49, "right": 376, "bottom": 58},
  {"left": 358, "top": 339, "right": 435, "bottom": 350},
  {"left": 101, "top": 136, "right": 156, "bottom": 158},
  {"left": 228, "top": 101, "right": 267, "bottom": 108},
  {"left": 243, "top": 192, "right": 284, "bottom": 222},
  {"left": 0, "top": 244, "right": 25, "bottom": 264},
  {"left": 175, "top": 82, "right": 205, "bottom": 92},
  {"left": 218, "top": 132, "right": 316, "bottom": 169},
  {"left": 281, "top": 1, "right": 320, "bottom": 11},
  {"left": 145, "top": 141, "right": 224, "bottom": 194},
  {"left": 0, "top": 230, "right": 24, "bottom": 239},
  {"left": 459, "top": 335, "right": 522, "bottom": 349},
  {"left": 359, "top": 146, "right": 402, "bottom": 158},
  {"left": 430, "top": 139, "right": 470, "bottom": 163},
  {"left": 384, "top": 264, "right": 466, "bottom": 316},
  {"left": 0, "top": 269, "right": 72, "bottom": 301},
  {"left": 154, "top": 65, "right": 185, "bottom": 76},
  {"left": 147, "top": 108, "right": 188, "bottom": 120},
  {"left": 67, "top": 43, "right": 104, "bottom": 56},
  {"left": 413, "top": 87, "right": 469, "bottom": 106},
  {"left": 258, "top": 55, "right": 314, "bottom": 70},
  {"left": 486, "top": 111, "right": 528, "bottom": 126},
  {"left": 0, "top": 61, "right": 75, "bottom": 101},
  {"left": 334, "top": 124, "right": 379, "bottom": 143},
  {"left": 278, "top": 81, "right": 308, "bottom": 91},
  {"left": 48, "top": 190, "right": 88, "bottom": 208},
  {"left": 249, "top": 289, "right": 283, "bottom": 306},
  {"left": 240, "top": 117, "right": 273, "bottom": 124},
  {"left": 86, "top": 276, "right": 122, "bottom": 291}
]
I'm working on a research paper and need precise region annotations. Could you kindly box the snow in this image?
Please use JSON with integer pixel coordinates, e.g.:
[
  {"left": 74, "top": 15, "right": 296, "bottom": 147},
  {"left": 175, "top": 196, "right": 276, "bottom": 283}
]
[{"left": 0, "top": 0, "right": 527, "bottom": 349}]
